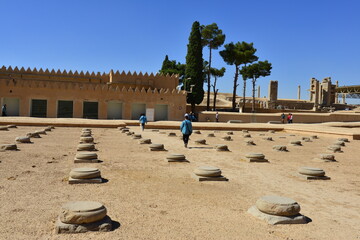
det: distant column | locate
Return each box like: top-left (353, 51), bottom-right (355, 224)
top-left (297, 85), bottom-right (301, 100)
top-left (313, 81), bottom-right (319, 110)
top-left (268, 80), bottom-right (278, 109)
top-left (257, 85), bottom-right (260, 98)
top-left (335, 81), bottom-right (339, 104)
top-left (342, 94), bottom-right (346, 104)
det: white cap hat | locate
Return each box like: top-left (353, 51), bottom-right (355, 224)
top-left (184, 113), bottom-right (189, 117)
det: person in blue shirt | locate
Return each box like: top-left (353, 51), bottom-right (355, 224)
top-left (180, 114), bottom-right (192, 148)
top-left (139, 113), bottom-right (147, 131)
top-left (189, 112), bottom-right (196, 122)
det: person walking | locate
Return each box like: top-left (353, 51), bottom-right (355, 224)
top-left (281, 113), bottom-right (285, 124)
top-left (287, 113), bottom-right (291, 123)
top-left (180, 114), bottom-right (192, 148)
top-left (189, 112), bottom-right (196, 122)
top-left (139, 113), bottom-right (147, 131)
top-left (1, 104), bottom-right (7, 116)
top-left (289, 113), bottom-right (293, 123)
top-left (215, 111), bottom-right (219, 122)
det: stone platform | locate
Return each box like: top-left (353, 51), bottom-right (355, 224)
top-left (191, 173), bottom-right (228, 182)
top-left (68, 177), bottom-right (102, 184)
top-left (247, 206), bottom-right (307, 225)
top-left (55, 216), bottom-right (112, 234)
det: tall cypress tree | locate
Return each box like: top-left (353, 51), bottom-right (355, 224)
top-left (184, 21), bottom-right (204, 112)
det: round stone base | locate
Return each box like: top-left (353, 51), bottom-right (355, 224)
top-left (195, 139), bottom-right (206, 145)
top-left (139, 139), bottom-right (152, 144)
top-left (194, 166), bottom-right (222, 177)
top-left (149, 144), bottom-right (165, 151)
top-left (256, 195), bottom-right (300, 216)
top-left (0, 144), bottom-right (17, 151)
top-left (60, 201), bottom-right (107, 225)
top-left (273, 145), bottom-right (287, 151)
top-left (215, 144), bottom-right (229, 151)
top-left (298, 167), bottom-right (325, 177)
top-left (70, 168), bottom-right (101, 179)
top-left (15, 136), bottom-right (31, 143)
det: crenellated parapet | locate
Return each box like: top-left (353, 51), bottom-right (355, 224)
top-left (0, 65), bottom-right (179, 90)
top-left (1, 77), bottom-right (186, 96)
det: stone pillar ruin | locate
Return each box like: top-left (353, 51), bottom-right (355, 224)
top-left (335, 81), bottom-right (339, 104)
top-left (311, 78), bottom-right (320, 110)
top-left (321, 77), bottom-right (332, 106)
top-left (297, 85), bottom-right (301, 100)
top-left (268, 81), bottom-right (278, 109)
top-left (109, 69), bottom-right (114, 83)
top-left (257, 85), bottom-right (260, 98)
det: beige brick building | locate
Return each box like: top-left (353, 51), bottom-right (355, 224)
top-left (0, 66), bottom-right (186, 120)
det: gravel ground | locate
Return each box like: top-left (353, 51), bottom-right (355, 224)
top-left (0, 125), bottom-right (359, 240)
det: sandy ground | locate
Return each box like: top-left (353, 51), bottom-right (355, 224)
top-left (0, 125), bottom-right (360, 240)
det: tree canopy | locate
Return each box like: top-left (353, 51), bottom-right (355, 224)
top-left (159, 55), bottom-right (185, 84)
top-left (219, 41), bottom-right (258, 111)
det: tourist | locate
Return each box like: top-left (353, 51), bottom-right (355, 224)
top-left (139, 113), bottom-right (147, 131)
top-left (190, 112), bottom-right (196, 122)
top-left (215, 111), bottom-right (219, 122)
top-left (281, 113), bottom-right (285, 124)
top-left (1, 104), bottom-right (7, 116)
top-left (180, 114), bottom-right (192, 148)
top-left (287, 113), bottom-right (291, 123)
top-left (289, 113), bottom-right (293, 123)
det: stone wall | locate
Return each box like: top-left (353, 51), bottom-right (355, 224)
top-left (199, 111), bottom-right (360, 123)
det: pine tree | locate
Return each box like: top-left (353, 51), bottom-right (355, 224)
top-left (240, 60), bottom-right (272, 112)
top-left (201, 23), bottom-right (225, 111)
top-left (159, 55), bottom-right (185, 84)
top-left (219, 41), bottom-right (258, 111)
top-left (184, 21), bottom-right (204, 112)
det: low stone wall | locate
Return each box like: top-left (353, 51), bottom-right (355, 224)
top-left (199, 111), bottom-right (360, 123)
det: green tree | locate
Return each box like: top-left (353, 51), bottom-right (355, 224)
top-left (210, 66), bottom-right (226, 110)
top-left (201, 23), bottom-right (225, 111)
top-left (185, 21), bottom-right (204, 112)
top-left (159, 55), bottom-right (186, 84)
top-left (219, 42), bottom-right (258, 111)
top-left (240, 60), bottom-right (272, 112)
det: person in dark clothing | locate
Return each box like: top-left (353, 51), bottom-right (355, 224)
top-left (1, 104), bottom-right (7, 116)
top-left (281, 113), bottom-right (285, 124)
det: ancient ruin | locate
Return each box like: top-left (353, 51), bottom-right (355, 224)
top-left (0, 144), bottom-right (17, 151)
top-left (298, 167), bottom-right (330, 180)
top-left (243, 153), bottom-right (268, 162)
top-left (248, 195), bottom-right (307, 225)
top-left (55, 201), bottom-right (112, 233)
top-left (149, 143), bottom-right (165, 151)
top-left (77, 143), bottom-right (96, 151)
top-left (74, 152), bottom-right (99, 163)
top-left (69, 167), bottom-right (102, 184)
top-left (215, 144), bottom-right (229, 151)
top-left (192, 166), bottom-right (228, 181)
top-left (15, 136), bottom-right (31, 143)
top-left (166, 153), bottom-right (187, 162)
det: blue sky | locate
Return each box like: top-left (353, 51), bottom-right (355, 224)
top-left (1, 0), bottom-right (359, 100)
